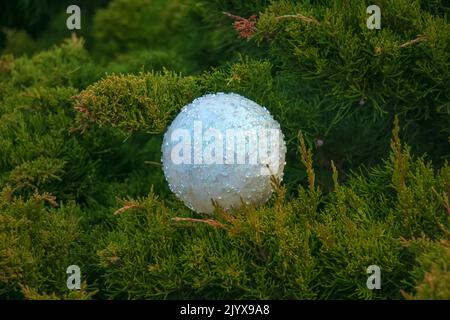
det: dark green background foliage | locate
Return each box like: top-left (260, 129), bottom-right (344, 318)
top-left (0, 0), bottom-right (449, 299)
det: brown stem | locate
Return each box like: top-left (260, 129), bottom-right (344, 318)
top-left (222, 11), bottom-right (245, 21)
top-left (113, 204), bottom-right (142, 215)
top-left (171, 217), bottom-right (228, 229)
top-left (399, 35), bottom-right (428, 48)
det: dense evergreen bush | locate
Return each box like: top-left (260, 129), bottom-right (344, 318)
top-left (0, 0), bottom-right (448, 299)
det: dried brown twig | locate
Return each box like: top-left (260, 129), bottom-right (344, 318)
top-left (113, 204), bottom-right (143, 216)
top-left (223, 12), bottom-right (257, 39)
top-left (399, 35), bottom-right (428, 48)
top-left (171, 217), bottom-right (228, 230)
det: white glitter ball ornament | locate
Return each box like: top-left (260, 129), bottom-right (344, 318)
top-left (162, 92), bottom-right (286, 214)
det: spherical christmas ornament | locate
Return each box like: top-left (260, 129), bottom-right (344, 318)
top-left (162, 92), bottom-right (286, 214)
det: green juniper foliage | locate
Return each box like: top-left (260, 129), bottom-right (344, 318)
top-left (0, 0), bottom-right (449, 299)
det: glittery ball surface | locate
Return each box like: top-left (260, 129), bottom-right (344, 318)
top-left (162, 92), bottom-right (286, 214)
